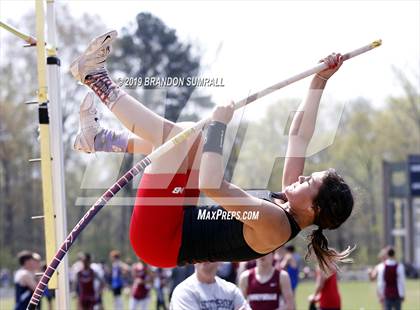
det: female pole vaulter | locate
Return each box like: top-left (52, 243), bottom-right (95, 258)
top-left (71, 30), bottom-right (353, 274)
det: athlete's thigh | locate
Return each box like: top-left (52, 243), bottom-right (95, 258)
top-left (146, 122), bottom-right (202, 174)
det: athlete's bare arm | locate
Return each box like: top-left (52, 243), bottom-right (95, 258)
top-left (282, 54), bottom-right (343, 191)
top-left (309, 268), bottom-right (327, 303)
top-left (238, 269), bottom-right (250, 297)
top-left (279, 271), bottom-right (295, 310)
top-left (280, 253), bottom-right (298, 270)
top-left (279, 253), bottom-right (291, 270)
top-left (21, 272), bottom-right (38, 291)
top-left (199, 102), bottom-right (292, 252)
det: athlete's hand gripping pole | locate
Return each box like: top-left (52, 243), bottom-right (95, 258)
top-left (27, 39), bottom-right (381, 310)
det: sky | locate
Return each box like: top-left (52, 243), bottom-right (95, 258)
top-left (1, 0), bottom-right (419, 121)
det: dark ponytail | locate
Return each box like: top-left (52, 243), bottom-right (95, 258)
top-left (306, 228), bottom-right (354, 274)
top-left (307, 169), bottom-right (355, 274)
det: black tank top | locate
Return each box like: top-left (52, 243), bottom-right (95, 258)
top-left (177, 191), bottom-right (301, 265)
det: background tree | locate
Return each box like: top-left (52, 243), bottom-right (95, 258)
top-left (108, 12), bottom-right (212, 122)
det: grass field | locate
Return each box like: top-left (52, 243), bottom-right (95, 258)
top-left (295, 280), bottom-right (419, 310)
top-left (1, 280), bottom-right (419, 309)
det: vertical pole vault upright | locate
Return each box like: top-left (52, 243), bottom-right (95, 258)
top-left (45, 0), bottom-right (70, 307)
top-left (35, 0), bottom-right (70, 308)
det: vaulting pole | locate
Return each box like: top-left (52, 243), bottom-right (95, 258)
top-left (28, 39), bottom-right (382, 309)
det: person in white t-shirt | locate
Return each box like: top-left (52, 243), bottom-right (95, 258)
top-left (170, 262), bottom-right (250, 310)
top-left (90, 262), bottom-right (106, 310)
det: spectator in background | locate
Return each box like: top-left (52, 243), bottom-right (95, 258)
top-left (377, 247), bottom-right (405, 310)
top-left (90, 260), bottom-right (106, 310)
top-left (169, 264), bottom-right (194, 298)
top-left (125, 257), bottom-right (134, 287)
top-left (308, 267), bottom-right (341, 310)
top-left (236, 260), bottom-right (256, 284)
top-left (273, 247), bottom-right (286, 271)
top-left (75, 253), bottom-right (97, 310)
top-left (129, 260), bottom-right (152, 310)
top-left (217, 262), bottom-right (238, 284)
top-left (70, 252), bottom-right (85, 291)
top-left (14, 251), bottom-right (41, 310)
top-left (368, 246), bottom-right (390, 310)
top-left (100, 259), bottom-right (111, 288)
top-left (302, 266), bottom-right (314, 281)
top-left (279, 245), bottom-right (300, 292)
top-left (369, 246), bottom-right (390, 281)
top-left (170, 262), bottom-right (250, 310)
top-left (239, 252), bottom-right (294, 310)
top-left (1, 268), bottom-right (11, 288)
top-left (153, 267), bottom-right (169, 310)
top-left (109, 250), bottom-right (129, 310)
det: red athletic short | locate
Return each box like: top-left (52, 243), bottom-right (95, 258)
top-left (129, 169), bottom-right (199, 267)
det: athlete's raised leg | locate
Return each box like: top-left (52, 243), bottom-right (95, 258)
top-left (74, 92), bottom-right (154, 155)
top-left (71, 30), bottom-right (179, 148)
top-left (70, 31), bottom-right (204, 267)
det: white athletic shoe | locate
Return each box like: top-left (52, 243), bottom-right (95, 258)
top-left (73, 92), bottom-right (101, 153)
top-left (70, 30), bottom-right (117, 83)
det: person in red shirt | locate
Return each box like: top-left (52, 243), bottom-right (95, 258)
top-left (239, 252), bottom-right (294, 310)
top-left (308, 267), bottom-right (341, 310)
top-left (153, 267), bottom-right (169, 310)
top-left (75, 253), bottom-right (97, 310)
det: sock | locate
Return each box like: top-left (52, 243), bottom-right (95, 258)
top-left (84, 68), bottom-right (124, 110)
top-left (94, 128), bottom-right (129, 152)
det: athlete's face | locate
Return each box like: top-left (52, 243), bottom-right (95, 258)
top-left (284, 171), bottom-right (326, 212)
